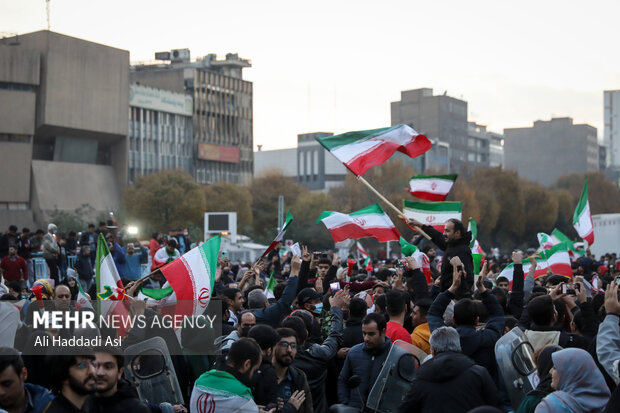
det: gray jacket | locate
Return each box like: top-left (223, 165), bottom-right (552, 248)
top-left (42, 233), bottom-right (59, 260)
top-left (597, 313), bottom-right (620, 384)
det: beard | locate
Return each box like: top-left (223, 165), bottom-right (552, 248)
top-left (276, 354), bottom-right (293, 367)
top-left (68, 374), bottom-right (96, 395)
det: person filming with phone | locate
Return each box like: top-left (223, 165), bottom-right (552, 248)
top-left (406, 217), bottom-right (474, 298)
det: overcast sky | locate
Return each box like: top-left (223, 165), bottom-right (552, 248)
top-left (2, 0), bottom-right (619, 150)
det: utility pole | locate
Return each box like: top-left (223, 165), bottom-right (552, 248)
top-left (46, 0), bottom-right (51, 30)
top-left (277, 195), bottom-right (284, 231)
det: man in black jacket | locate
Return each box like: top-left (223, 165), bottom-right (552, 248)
top-left (248, 324), bottom-right (280, 407)
top-left (407, 218), bottom-right (473, 297)
top-left (399, 326), bottom-right (502, 413)
top-left (274, 328), bottom-right (312, 413)
top-left (86, 347), bottom-right (150, 413)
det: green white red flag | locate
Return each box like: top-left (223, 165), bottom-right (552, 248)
top-left (318, 203), bottom-right (400, 243)
top-left (399, 237), bottom-right (432, 283)
top-left (264, 271), bottom-right (277, 299)
top-left (537, 232), bottom-right (556, 251)
top-left (159, 235), bottom-right (220, 318)
top-left (261, 211), bottom-right (293, 259)
top-left (357, 242), bottom-right (370, 260)
top-left (403, 200), bottom-right (462, 232)
top-left (551, 228), bottom-right (585, 258)
top-left (573, 178), bottom-right (594, 245)
top-left (96, 233), bottom-right (124, 300)
top-left (498, 243), bottom-right (572, 284)
top-left (315, 124), bottom-right (431, 176)
top-left (407, 174), bottom-right (457, 201)
top-left (468, 217), bottom-right (484, 255)
top-left (76, 281), bottom-right (93, 310)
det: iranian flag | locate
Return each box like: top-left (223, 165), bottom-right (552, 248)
top-left (264, 272), bottom-right (277, 300)
top-left (468, 217), bottom-right (484, 255)
top-left (96, 233), bottom-right (125, 300)
top-left (76, 281), bottom-right (93, 310)
top-left (399, 237), bottom-right (431, 283)
top-left (403, 200), bottom-right (462, 232)
top-left (551, 228), bottom-right (585, 258)
top-left (315, 124), bottom-right (431, 176)
top-left (158, 235), bottom-right (221, 318)
top-left (537, 232), bottom-right (556, 251)
top-left (497, 243), bottom-right (572, 283)
top-left (407, 174), bottom-right (457, 201)
top-left (318, 203), bottom-right (401, 243)
top-left (573, 178), bottom-right (594, 245)
top-left (261, 211), bottom-right (293, 259)
top-left (357, 242), bottom-right (370, 260)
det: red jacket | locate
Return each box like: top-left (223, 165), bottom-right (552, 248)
top-left (0, 255), bottom-right (28, 282)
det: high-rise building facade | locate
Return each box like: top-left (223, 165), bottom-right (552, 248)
top-left (131, 51), bottom-right (253, 185)
top-left (604, 90), bottom-right (620, 169)
top-left (0, 31), bottom-right (128, 229)
top-left (391, 88), bottom-right (468, 173)
top-left (504, 117), bottom-right (598, 186)
top-left (467, 122), bottom-right (505, 169)
top-left (128, 84), bottom-right (193, 184)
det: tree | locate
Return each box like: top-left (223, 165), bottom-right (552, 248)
top-left (288, 191), bottom-right (337, 250)
top-left (522, 182), bottom-right (559, 245)
top-left (249, 169), bottom-right (307, 244)
top-left (446, 178), bottom-right (480, 226)
top-left (124, 170), bottom-right (205, 234)
top-left (554, 172), bottom-right (620, 215)
top-left (553, 188), bottom-right (576, 238)
top-left (204, 182), bottom-right (253, 233)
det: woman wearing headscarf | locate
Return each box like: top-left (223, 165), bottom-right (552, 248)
top-left (535, 347), bottom-right (610, 413)
top-left (516, 345), bottom-right (563, 413)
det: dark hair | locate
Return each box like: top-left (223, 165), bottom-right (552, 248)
top-left (414, 298), bottom-right (432, 317)
top-left (94, 346), bottom-right (124, 370)
top-left (362, 312), bottom-right (387, 332)
top-left (496, 276), bottom-right (509, 284)
top-left (289, 310), bottom-right (314, 337)
top-left (88, 223), bottom-right (95, 229)
top-left (211, 297), bottom-right (229, 318)
top-left (0, 347), bottom-right (24, 376)
top-left (491, 287), bottom-right (507, 309)
top-left (318, 258), bottom-right (331, 267)
top-left (99, 221), bottom-right (106, 227)
top-left (22, 227), bottom-right (30, 233)
top-left (8, 225), bottom-right (17, 232)
top-left (374, 294), bottom-right (387, 313)
top-left (376, 269), bottom-right (392, 282)
top-left (273, 282), bottom-right (286, 301)
top-left (222, 288), bottom-right (240, 302)
top-left (546, 275), bottom-right (566, 286)
top-left (573, 309), bottom-right (584, 333)
top-left (276, 327), bottom-right (298, 344)
top-left (248, 325), bottom-right (279, 351)
top-left (281, 316), bottom-right (308, 345)
top-left (227, 338), bottom-right (262, 370)
top-left (527, 295), bottom-right (555, 326)
top-left (453, 298), bottom-right (477, 326)
top-left (385, 290), bottom-right (406, 316)
top-left (504, 315), bottom-right (518, 330)
top-left (35, 229), bottom-right (44, 235)
top-left (349, 298), bottom-right (368, 319)
top-left (447, 218), bottom-right (466, 237)
top-left (532, 286), bottom-right (548, 295)
top-left (46, 351), bottom-right (95, 394)
top-left (167, 238), bottom-right (178, 248)
top-left (473, 300), bottom-right (489, 323)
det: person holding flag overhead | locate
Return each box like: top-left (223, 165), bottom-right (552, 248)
top-left (406, 217), bottom-right (474, 298)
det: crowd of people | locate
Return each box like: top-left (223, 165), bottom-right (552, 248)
top-left (1, 217), bottom-right (620, 413)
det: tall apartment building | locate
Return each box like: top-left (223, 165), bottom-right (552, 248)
top-left (391, 88), bottom-right (468, 173)
top-left (467, 122), bottom-right (505, 168)
top-left (131, 51), bottom-right (253, 185)
top-left (504, 117), bottom-right (598, 186)
top-left (0, 31), bottom-right (128, 229)
top-left (128, 84), bottom-right (193, 184)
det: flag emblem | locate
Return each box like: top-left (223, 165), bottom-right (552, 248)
top-left (426, 215), bottom-right (436, 223)
top-left (353, 217), bottom-right (367, 226)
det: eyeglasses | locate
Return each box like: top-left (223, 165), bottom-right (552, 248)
top-left (277, 341), bottom-right (297, 349)
top-left (74, 360), bottom-right (96, 370)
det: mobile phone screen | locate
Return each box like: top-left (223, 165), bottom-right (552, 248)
top-left (330, 282), bottom-right (341, 291)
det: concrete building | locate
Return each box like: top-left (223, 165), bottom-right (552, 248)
top-left (254, 132), bottom-right (348, 191)
top-left (0, 31), bottom-right (128, 229)
top-left (504, 117), bottom-right (598, 186)
top-left (467, 122), bottom-right (505, 169)
top-left (391, 88), bottom-right (469, 173)
top-left (604, 90), bottom-right (620, 168)
top-left (128, 84), bottom-right (193, 184)
top-left (131, 51), bottom-right (253, 185)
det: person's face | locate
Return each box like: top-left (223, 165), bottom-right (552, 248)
top-left (233, 292), bottom-right (244, 312)
top-left (54, 286), bottom-right (71, 309)
top-left (67, 357), bottom-right (97, 395)
top-left (304, 298), bottom-right (321, 313)
top-left (443, 221), bottom-right (459, 243)
top-left (21, 231), bottom-right (30, 239)
top-left (373, 286), bottom-right (386, 296)
top-left (20, 288), bottom-right (28, 298)
top-left (0, 365), bottom-right (27, 410)
top-left (82, 246), bottom-right (91, 256)
top-left (94, 353), bottom-right (122, 395)
top-left (8, 246), bottom-right (16, 257)
top-left (550, 366), bottom-right (559, 390)
top-left (274, 336), bottom-right (297, 366)
top-left (498, 281), bottom-right (510, 293)
top-left (126, 244), bottom-right (135, 255)
top-left (68, 278), bottom-right (76, 288)
top-left (317, 263), bottom-right (330, 278)
top-left (88, 227), bottom-right (95, 233)
top-left (362, 321), bottom-right (386, 350)
top-left (426, 248), bottom-right (436, 259)
top-left (238, 313), bottom-right (256, 336)
top-left (411, 305), bottom-right (426, 328)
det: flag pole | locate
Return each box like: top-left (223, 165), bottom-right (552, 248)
top-left (356, 175), bottom-right (431, 240)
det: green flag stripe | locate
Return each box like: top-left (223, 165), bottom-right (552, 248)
top-left (140, 286), bottom-right (174, 300)
top-left (315, 125), bottom-right (399, 151)
top-left (409, 174), bottom-right (458, 181)
top-left (403, 200), bottom-right (462, 212)
top-left (572, 177), bottom-right (589, 224)
top-left (317, 203), bottom-right (386, 223)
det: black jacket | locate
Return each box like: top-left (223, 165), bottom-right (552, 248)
top-left (421, 225), bottom-right (474, 297)
top-left (279, 366), bottom-right (313, 413)
top-left (251, 358), bottom-right (279, 406)
top-left (342, 317), bottom-right (364, 348)
top-left (399, 352), bottom-right (502, 413)
top-left (85, 380), bottom-right (150, 413)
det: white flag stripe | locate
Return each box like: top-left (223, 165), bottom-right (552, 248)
top-left (409, 178), bottom-right (454, 195)
top-left (181, 246), bottom-right (212, 316)
top-left (331, 126), bottom-right (417, 164)
top-left (403, 209), bottom-right (461, 225)
top-left (322, 212), bottom-right (395, 230)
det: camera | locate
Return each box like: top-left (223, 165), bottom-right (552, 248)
top-left (562, 283), bottom-right (576, 295)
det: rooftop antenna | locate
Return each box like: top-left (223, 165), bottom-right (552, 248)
top-left (45, 0), bottom-right (51, 30)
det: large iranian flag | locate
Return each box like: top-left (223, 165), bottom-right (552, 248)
top-left (407, 174), bottom-right (457, 201)
top-left (497, 243), bottom-right (572, 283)
top-left (573, 178), bottom-right (594, 245)
top-left (315, 125), bottom-right (431, 176)
top-left (318, 203), bottom-right (401, 243)
top-left (403, 200), bottom-right (462, 232)
top-left (260, 211), bottom-right (293, 259)
top-left (158, 235), bottom-right (220, 318)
